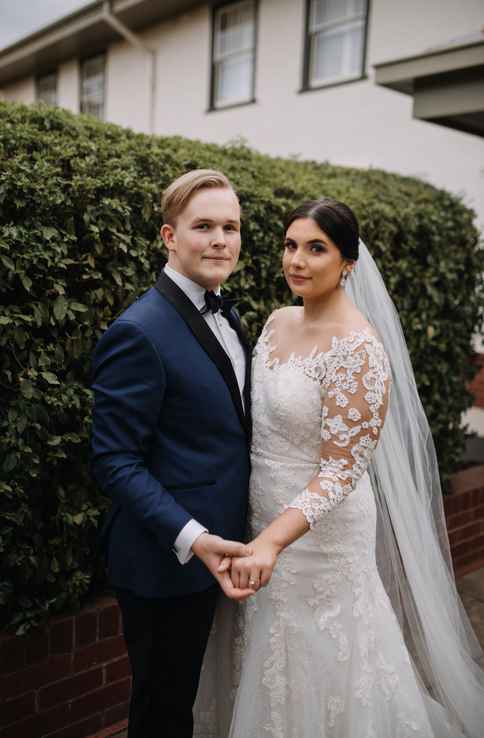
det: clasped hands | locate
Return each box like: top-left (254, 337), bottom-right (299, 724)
top-left (192, 532), bottom-right (280, 601)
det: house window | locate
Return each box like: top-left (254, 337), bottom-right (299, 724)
top-left (36, 72), bottom-right (57, 106)
top-left (305, 0), bottom-right (368, 89)
top-left (80, 55), bottom-right (105, 119)
top-left (211, 1), bottom-right (257, 109)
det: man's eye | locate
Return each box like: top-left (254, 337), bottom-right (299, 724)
top-left (196, 223), bottom-right (209, 230)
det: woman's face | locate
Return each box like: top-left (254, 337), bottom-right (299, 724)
top-left (283, 217), bottom-right (348, 300)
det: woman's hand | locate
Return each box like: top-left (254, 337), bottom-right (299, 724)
top-left (218, 537), bottom-right (281, 591)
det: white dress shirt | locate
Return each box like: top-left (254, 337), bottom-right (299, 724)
top-left (164, 264), bottom-right (246, 564)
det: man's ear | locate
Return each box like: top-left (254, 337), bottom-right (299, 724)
top-left (160, 223), bottom-right (175, 252)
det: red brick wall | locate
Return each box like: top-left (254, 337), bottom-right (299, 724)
top-left (469, 353), bottom-right (484, 409)
top-left (445, 465), bottom-right (484, 576)
top-left (0, 597), bottom-right (130, 738)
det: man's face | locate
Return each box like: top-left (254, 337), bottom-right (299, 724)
top-left (161, 187), bottom-right (241, 290)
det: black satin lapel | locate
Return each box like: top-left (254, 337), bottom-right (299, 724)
top-left (154, 272), bottom-right (249, 436)
top-left (243, 356), bottom-right (252, 440)
top-left (227, 308), bottom-right (253, 436)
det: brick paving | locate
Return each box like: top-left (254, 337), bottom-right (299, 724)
top-left (456, 566), bottom-right (484, 666)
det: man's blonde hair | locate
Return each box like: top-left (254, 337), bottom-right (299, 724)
top-left (161, 169), bottom-right (236, 225)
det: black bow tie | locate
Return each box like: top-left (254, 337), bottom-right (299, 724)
top-left (204, 290), bottom-right (236, 318)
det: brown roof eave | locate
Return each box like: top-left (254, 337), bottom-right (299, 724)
top-left (374, 37), bottom-right (484, 94)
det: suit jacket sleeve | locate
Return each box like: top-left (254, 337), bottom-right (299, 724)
top-left (90, 318), bottom-right (193, 550)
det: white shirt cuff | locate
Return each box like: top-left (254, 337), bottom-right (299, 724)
top-left (173, 519), bottom-right (208, 565)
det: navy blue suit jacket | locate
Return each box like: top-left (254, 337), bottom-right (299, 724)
top-left (90, 272), bottom-right (251, 598)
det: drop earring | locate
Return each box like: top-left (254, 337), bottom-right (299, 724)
top-left (340, 270), bottom-right (348, 288)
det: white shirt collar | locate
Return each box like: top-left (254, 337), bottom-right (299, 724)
top-left (164, 264), bottom-right (221, 312)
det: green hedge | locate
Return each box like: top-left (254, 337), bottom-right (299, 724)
top-left (1, 102), bottom-right (483, 633)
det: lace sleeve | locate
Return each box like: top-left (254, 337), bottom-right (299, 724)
top-left (287, 332), bottom-right (391, 528)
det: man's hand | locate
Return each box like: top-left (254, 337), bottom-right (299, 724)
top-left (218, 537), bottom-right (280, 591)
top-left (191, 533), bottom-right (255, 601)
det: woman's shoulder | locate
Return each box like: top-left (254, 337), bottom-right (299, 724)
top-left (266, 305), bottom-right (302, 327)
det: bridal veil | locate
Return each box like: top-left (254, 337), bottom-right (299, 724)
top-left (347, 240), bottom-right (484, 736)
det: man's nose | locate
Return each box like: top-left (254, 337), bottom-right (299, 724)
top-left (210, 227), bottom-right (226, 246)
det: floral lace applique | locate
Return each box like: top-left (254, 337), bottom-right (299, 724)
top-left (286, 331), bottom-right (391, 527)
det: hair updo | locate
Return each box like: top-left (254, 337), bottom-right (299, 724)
top-left (284, 198), bottom-right (359, 261)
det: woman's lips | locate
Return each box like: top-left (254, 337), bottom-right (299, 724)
top-left (289, 274), bottom-right (310, 283)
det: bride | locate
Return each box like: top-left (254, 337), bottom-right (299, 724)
top-left (194, 197), bottom-right (484, 737)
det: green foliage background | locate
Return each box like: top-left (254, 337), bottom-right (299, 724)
top-left (1, 102), bottom-right (483, 633)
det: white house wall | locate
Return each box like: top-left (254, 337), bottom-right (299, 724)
top-left (58, 59), bottom-right (79, 114)
top-left (106, 40), bottom-right (151, 134)
top-left (370, 0), bottom-right (484, 61)
top-left (1, 75), bottom-right (35, 104)
top-left (1, 0), bottom-right (483, 227)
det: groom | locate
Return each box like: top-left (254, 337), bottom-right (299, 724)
top-left (90, 169), bottom-right (254, 738)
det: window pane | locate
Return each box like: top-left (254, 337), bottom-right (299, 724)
top-left (346, 23), bottom-right (364, 75)
top-left (309, 12), bottom-right (366, 86)
top-left (215, 1), bottom-right (255, 59)
top-left (311, 30), bottom-right (344, 82)
top-left (310, 0), bottom-right (366, 29)
top-left (80, 55), bottom-right (105, 120)
top-left (37, 73), bottom-right (57, 106)
top-left (215, 52), bottom-right (253, 106)
top-left (311, 0), bottom-right (345, 28)
top-left (213, 1), bottom-right (256, 107)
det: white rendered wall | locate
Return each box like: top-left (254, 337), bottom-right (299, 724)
top-left (105, 39), bottom-right (151, 134)
top-left (58, 59), bottom-right (79, 113)
top-left (1, 76), bottom-right (35, 104)
top-left (464, 408), bottom-right (484, 437)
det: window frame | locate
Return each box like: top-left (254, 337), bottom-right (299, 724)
top-left (36, 71), bottom-right (58, 106)
top-left (208, 0), bottom-right (259, 113)
top-left (79, 53), bottom-right (106, 120)
top-left (301, 0), bottom-right (370, 93)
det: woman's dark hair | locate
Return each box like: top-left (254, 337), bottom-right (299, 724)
top-left (284, 198), bottom-right (359, 261)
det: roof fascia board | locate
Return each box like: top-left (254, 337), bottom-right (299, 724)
top-left (374, 41), bottom-right (484, 93)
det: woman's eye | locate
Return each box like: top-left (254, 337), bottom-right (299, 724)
top-left (284, 242), bottom-right (295, 251)
top-left (311, 243), bottom-right (325, 253)
top-left (196, 223), bottom-right (209, 230)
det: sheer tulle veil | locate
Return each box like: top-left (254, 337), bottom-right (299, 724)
top-left (347, 239), bottom-right (484, 736)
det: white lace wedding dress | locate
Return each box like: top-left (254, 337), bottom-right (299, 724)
top-left (194, 310), bottom-right (462, 738)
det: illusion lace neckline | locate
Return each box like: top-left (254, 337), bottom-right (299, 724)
top-left (259, 316), bottom-right (382, 373)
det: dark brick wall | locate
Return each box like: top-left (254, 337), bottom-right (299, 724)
top-left (0, 598), bottom-right (130, 738)
top-left (445, 465), bottom-right (484, 576)
top-left (469, 353), bottom-right (484, 410)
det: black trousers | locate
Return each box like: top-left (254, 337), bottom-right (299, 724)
top-left (116, 585), bottom-right (219, 738)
